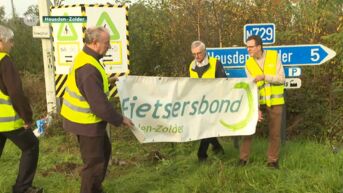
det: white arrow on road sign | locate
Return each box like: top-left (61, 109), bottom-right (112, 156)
top-left (207, 44), bottom-right (336, 68)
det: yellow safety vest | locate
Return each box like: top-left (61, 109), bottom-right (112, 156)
top-left (189, 57), bottom-right (217, 78)
top-left (246, 50), bottom-right (284, 107)
top-left (0, 52), bottom-right (24, 132)
top-left (60, 50), bottom-right (109, 124)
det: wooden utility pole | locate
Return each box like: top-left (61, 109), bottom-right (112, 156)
top-left (212, 1), bottom-right (223, 47)
top-left (196, 0), bottom-right (202, 40)
top-left (37, 0), bottom-right (58, 114)
top-left (10, 0), bottom-right (16, 18)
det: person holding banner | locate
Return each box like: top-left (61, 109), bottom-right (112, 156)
top-left (239, 35), bottom-right (285, 169)
top-left (0, 25), bottom-right (43, 193)
top-left (189, 40), bottom-right (227, 162)
top-left (61, 27), bottom-right (134, 193)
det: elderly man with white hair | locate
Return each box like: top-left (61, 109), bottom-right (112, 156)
top-left (189, 40), bottom-right (227, 162)
top-left (0, 25), bottom-right (43, 193)
top-left (61, 27), bottom-right (134, 193)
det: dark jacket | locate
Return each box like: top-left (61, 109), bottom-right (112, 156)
top-left (0, 55), bottom-right (33, 125)
top-left (189, 57), bottom-right (227, 78)
top-left (63, 46), bottom-right (123, 136)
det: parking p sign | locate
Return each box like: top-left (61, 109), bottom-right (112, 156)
top-left (244, 23), bottom-right (275, 45)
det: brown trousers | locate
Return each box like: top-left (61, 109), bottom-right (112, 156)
top-left (240, 105), bottom-right (283, 163)
top-left (77, 133), bottom-right (111, 193)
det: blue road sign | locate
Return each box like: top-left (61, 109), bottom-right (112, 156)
top-left (244, 23), bottom-right (275, 45)
top-left (207, 44), bottom-right (336, 68)
top-left (287, 67), bottom-right (301, 77)
top-left (225, 67), bottom-right (302, 78)
top-left (225, 68), bottom-right (247, 78)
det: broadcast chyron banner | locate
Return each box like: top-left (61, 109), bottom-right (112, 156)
top-left (116, 76), bottom-right (258, 143)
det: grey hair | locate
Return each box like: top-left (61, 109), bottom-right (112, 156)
top-left (0, 25), bottom-right (14, 43)
top-left (191, 40), bottom-right (206, 51)
top-left (84, 27), bottom-right (109, 44)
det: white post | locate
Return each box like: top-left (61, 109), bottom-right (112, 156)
top-left (37, 0), bottom-right (58, 114)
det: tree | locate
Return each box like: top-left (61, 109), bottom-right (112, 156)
top-left (0, 6), bottom-right (5, 23)
top-left (3, 5), bottom-right (43, 74)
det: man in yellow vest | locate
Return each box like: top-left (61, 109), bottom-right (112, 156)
top-left (61, 27), bottom-right (134, 193)
top-left (239, 35), bottom-right (285, 169)
top-left (0, 25), bottom-right (43, 193)
top-left (189, 40), bottom-right (226, 162)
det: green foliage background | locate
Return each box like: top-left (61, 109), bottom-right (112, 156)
top-left (0, 1), bottom-right (342, 192)
top-left (0, 0), bottom-right (342, 143)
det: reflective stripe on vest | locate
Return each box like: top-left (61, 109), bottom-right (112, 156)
top-left (246, 50), bottom-right (284, 107)
top-left (0, 115), bottom-right (21, 122)
top-left (0, 98), bottom-right (11, 105)
top-left (259, 94), bottom-right (284, 101)
top-left (189, 57), bottom-right (217, 79)
top-left (65, 87), bottom-right (86, 102)
top-left (60, 50), bottom-right (109, 124)
top-left (0, 52), bottom-right (25, 132)
top-left (62, 99), bottom-right (91, 113)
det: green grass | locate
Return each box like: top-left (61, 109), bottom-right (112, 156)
top-left (0, 127), bottom-right (342, 193)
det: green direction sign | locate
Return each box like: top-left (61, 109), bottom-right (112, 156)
top-left (96, 12), bottom-right (120, 40)
top-left (57, 13), bottom-right (78, 41)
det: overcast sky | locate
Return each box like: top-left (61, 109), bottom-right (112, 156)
top-left (0, 0), bottom-right (133, 18)
top-left (0, 0), bottom-right (38, 18)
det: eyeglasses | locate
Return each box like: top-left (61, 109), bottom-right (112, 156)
top-left (192, 51), bottom-right (204, 56)
top-left (246, 45), bottom-right (257, 49)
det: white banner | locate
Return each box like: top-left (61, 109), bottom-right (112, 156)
top-left (116, 76), bottom-right (258, 143)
